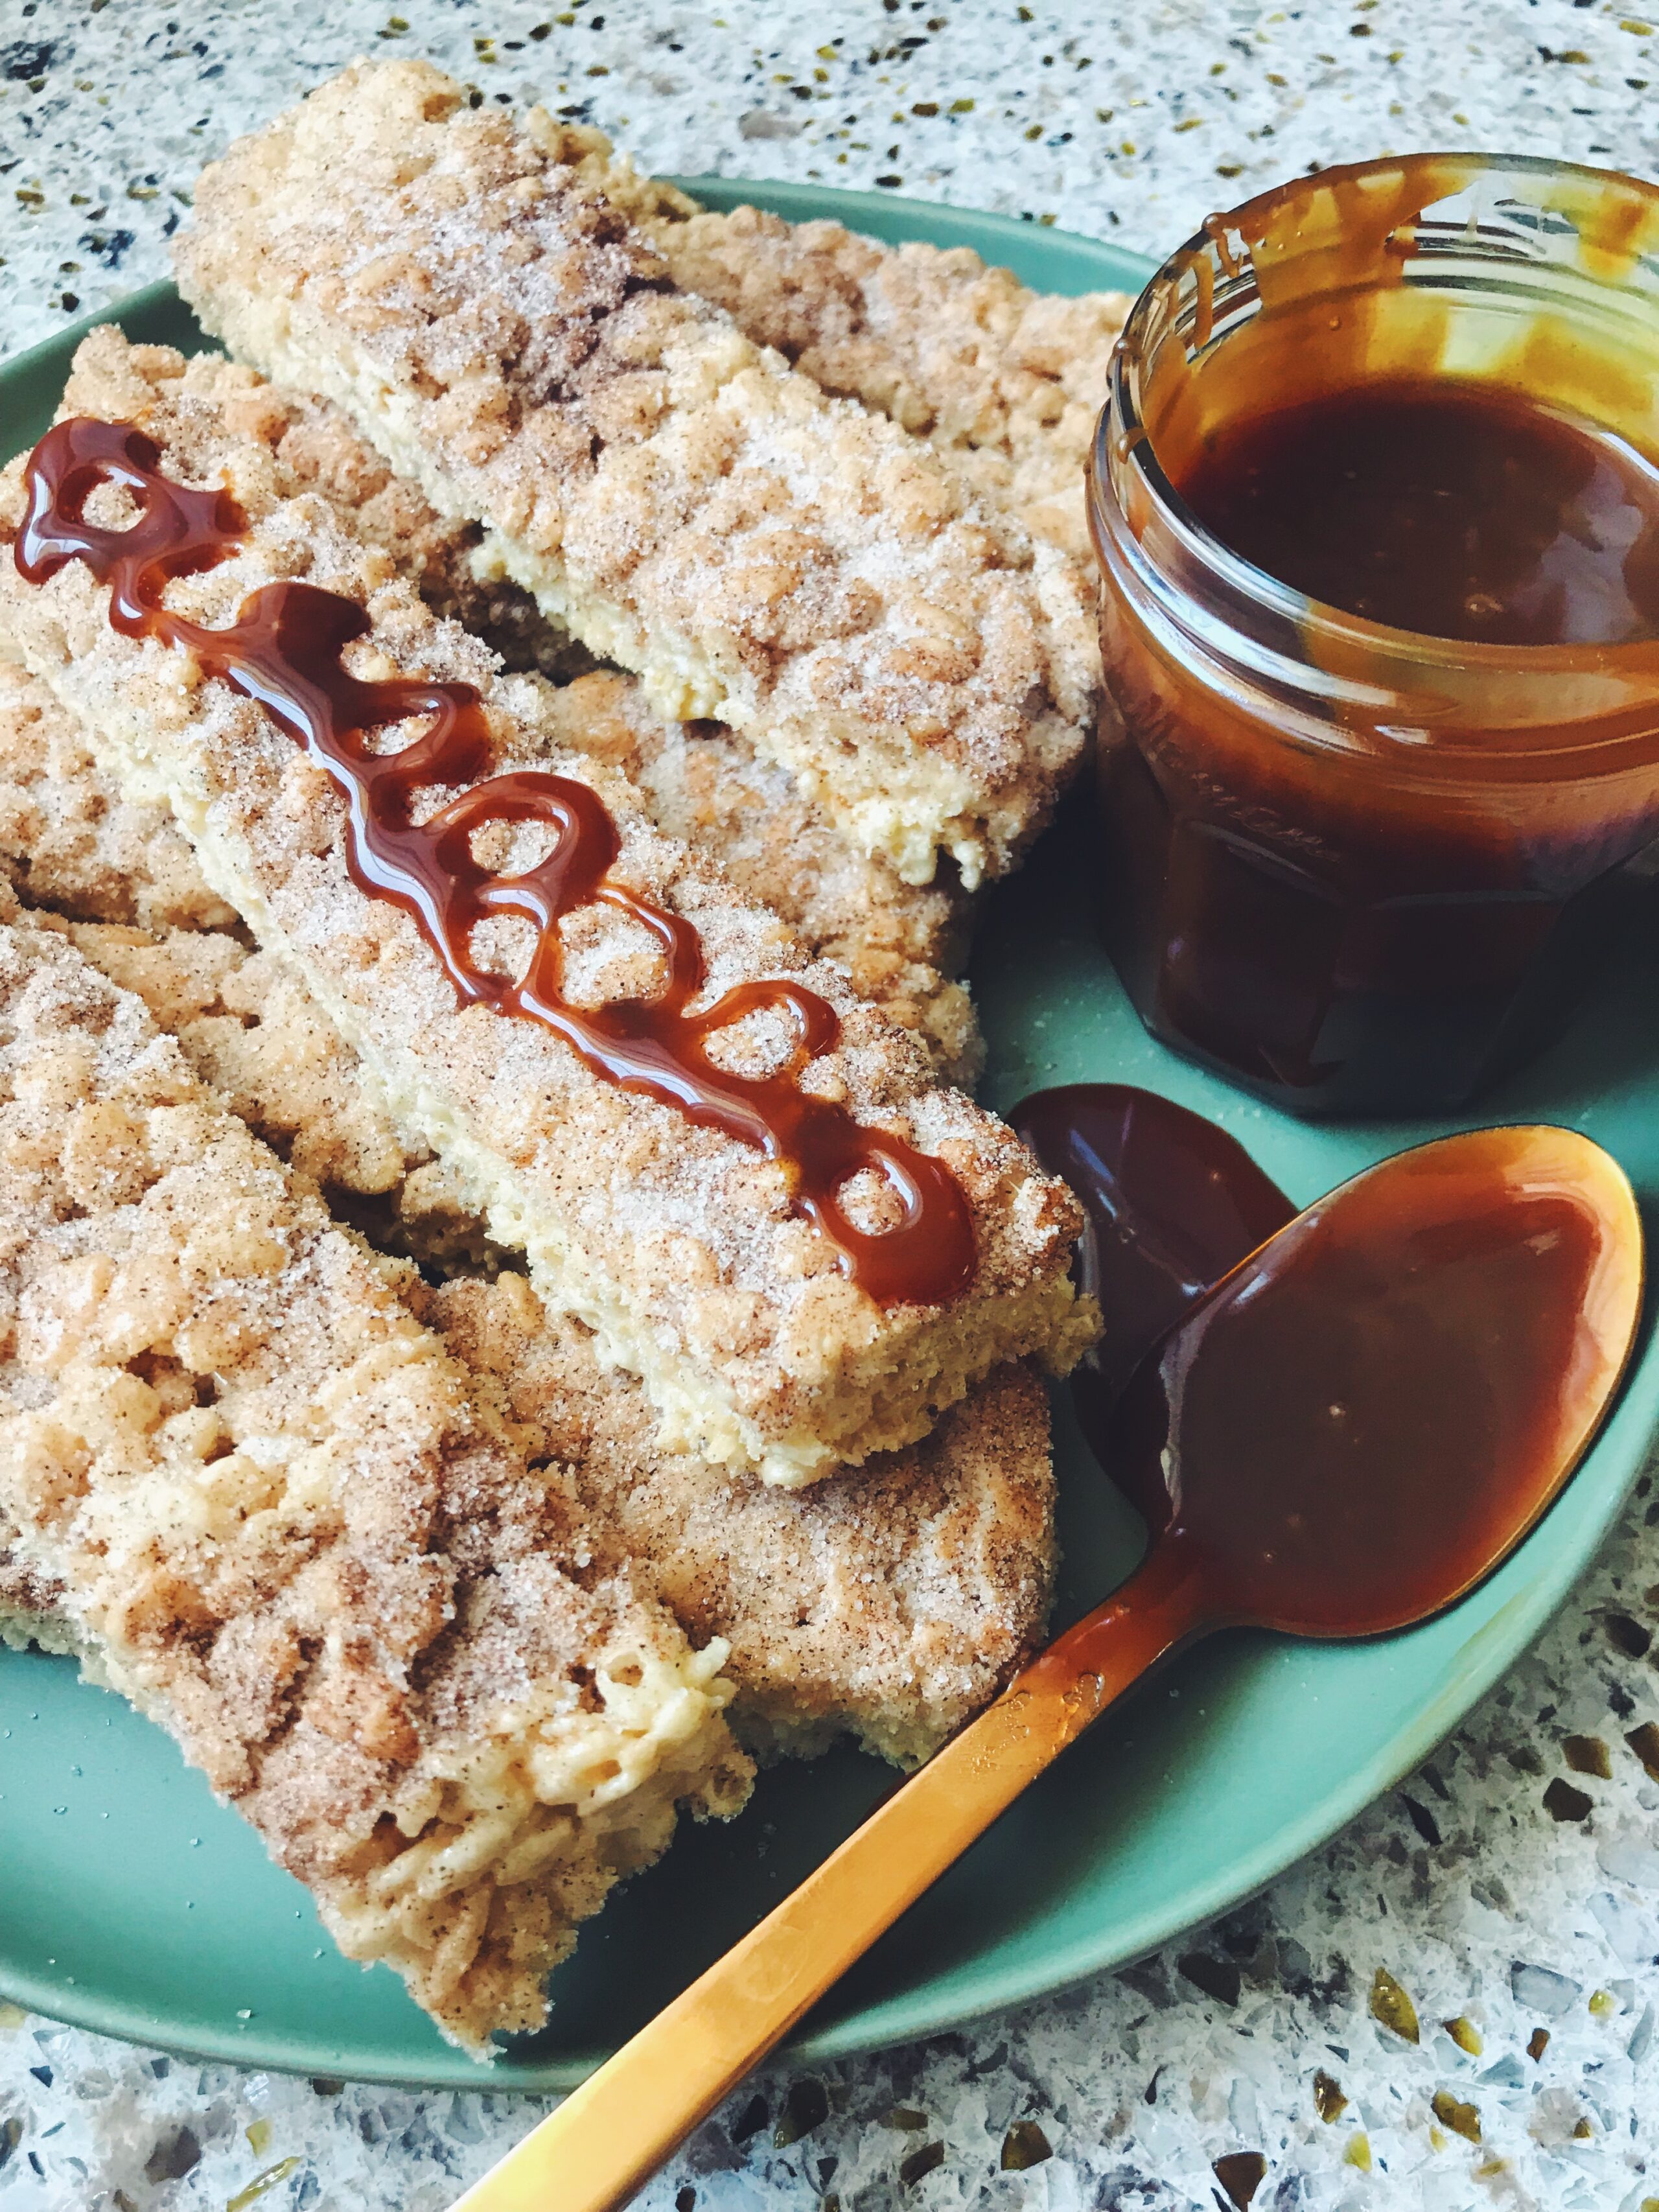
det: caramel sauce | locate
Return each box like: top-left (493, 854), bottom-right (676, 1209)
top-left (1011, 1084), bottom-right (1292, 1445)
top-left (17, 417), bottom-right (974, 1307)
top-left (1015, 1089), bottom-right (1638, 1640)
top-left (1176, 380), bottom-right (1659, 648)
top-left (1092, 156), bottom-right (1659, 1115)
top-left (1109, 1124), bottom-right (1624, 1635)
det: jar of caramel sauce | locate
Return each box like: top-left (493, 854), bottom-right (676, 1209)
top-left (1087, 154), bottom-right (1659, 1115)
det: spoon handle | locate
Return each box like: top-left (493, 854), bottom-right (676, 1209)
top-left (452, 1541), bottom-right (1205, 2212)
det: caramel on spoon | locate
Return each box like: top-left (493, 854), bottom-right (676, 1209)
top-left (453, 1119), bottom-right (1642, 2212)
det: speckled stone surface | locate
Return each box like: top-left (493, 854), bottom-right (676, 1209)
top-left (3, 4), bottom-right (1659, 2207)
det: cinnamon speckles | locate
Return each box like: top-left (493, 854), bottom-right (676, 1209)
top-left (0, 331), bottom-right (1095, 1487)
top-left (0, 902), bottom-right (751, 2051)
top-left (177, 62), bottom-right (1098, 891)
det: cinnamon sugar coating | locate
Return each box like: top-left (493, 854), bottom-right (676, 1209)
top-left (0, 656), bottom-right (235, 933)
top-left (64, 917), bottom-right (417, 1202)
top-left (0, 669), bottom-right (1053, 1762)
top-left (0, 332), bottom-right (1095, 1484)
top-left (268, 382), bottom-right (980, 1081)
top-left (176, 59), bottom-right (1096, 890)
top-left (62, 918), bottom-right (507, 1272)
top-left (548, 130), bottom-right (1131, 575)
top-left (0, 1525), bottom-right (69, 1652)
top-left (515, 669), bottom-right (980, 1086)
top-left (258, 375), bottom-right (583, 682)
top-left (0, 660), bottom-right (1054, 1760)
top-left (0, 900), bottom-right (750, 2051)
top-left (428, 1273), bottom-right (1056, 1768)
top-left (0, 660), bottom-right (443, 1237)
top-left (0, 401), bottom-right (977, 1090)
top-left (651, 215), bottom-right (1126, 575)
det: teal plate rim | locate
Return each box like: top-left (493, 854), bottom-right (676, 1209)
top-left (0, 176), bottom-right (1654, 2094)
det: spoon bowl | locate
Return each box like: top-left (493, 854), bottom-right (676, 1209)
top-left (1106, 1121), bottom-right (1645, 1639)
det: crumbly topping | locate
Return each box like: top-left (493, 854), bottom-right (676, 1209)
top-left (58, 916), bottom-right (509, 1270)
top-left (0, 403), bottom-right (975, 1086)
top-left (3, 879), bottom-right (1049, 1767)
top-left (0, 898), bottom-right (750, 2051)
top-left (0, 331), bottom-right (1094, 1482)
top-left (0, 664), bottom-right (1049, 1761)
top-left (640, 202), bottom-right (1131, 574)
top-left (428, 1273), bottom-right (1056, 1768)
top-left (62, 918), bottom-right (417, 1200)
top-left (261, 391), bottom-right (980, 1078)
top-left (0, 656), bottom-right (233, 933)
top-left (515, 669), bottom-right (981, 1086)
top-left (176, 59), bottom-right (1097, 887)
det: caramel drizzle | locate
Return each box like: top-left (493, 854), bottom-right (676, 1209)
top-left (17, 419), bottom-right (975, 1307)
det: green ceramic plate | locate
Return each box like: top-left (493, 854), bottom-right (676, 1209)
top-left (1, 179), bottom-right (1654, 2094)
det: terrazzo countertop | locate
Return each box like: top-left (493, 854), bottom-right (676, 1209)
top-left (3, 4), bottom-right (1659, 2207)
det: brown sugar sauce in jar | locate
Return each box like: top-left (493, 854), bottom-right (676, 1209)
top-left (1089, 155), bottom-right (1659, 1115)
top-left (1177, 382), bottom-right (1659, 650)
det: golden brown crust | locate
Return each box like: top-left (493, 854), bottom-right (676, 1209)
top-left (430, 1273), bottom-right (1056, 1768)
top-left (0, 332), bottom-right (1093, 1484)
top-left (0, 898), bottom-right (750, 2051)
top-left (175, 59), bottom-right (1096, 890)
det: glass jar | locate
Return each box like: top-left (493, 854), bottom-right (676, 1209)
top-left (1087, 154), bottom-right (1659, 1117)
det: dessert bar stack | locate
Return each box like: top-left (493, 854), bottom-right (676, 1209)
top-left (247, 388), bottom-right (990, 1086)
top-left (0, 895), bottom-right (750, 2053)
top-left (0, 59), bottom-right (1115, 2051)
top-left (0, 335), bottom-right (1092, 1491)
top-left (0, 651), bottom-right (1057, 1772)
top-left (175, 61), bottom-right (1097, 890)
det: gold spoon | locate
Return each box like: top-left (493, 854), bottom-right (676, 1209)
top-left (453, 1122), bottom-right (1643, 2212)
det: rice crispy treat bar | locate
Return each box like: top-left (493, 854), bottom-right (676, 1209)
top-left (170, 376), bottom-right (983, 1082)
top-left (0, 333), bottom-right (1093, 1485)
top-left (0, 898), bottom-right (751, 2051)
top-left (176, 59), bottom-right (1097, 890)
top-left (0, 655), bottom-right (237, 935)
top-left (0, 666), bottom-right (1053, 1760)
top-left (0, 929), bottom-right (1057, 1760)
top-left (0, 657), bottom-right (460, 1247)
top-left (3, 1269), bottom-right (1057, 1771)
top-left (3, 1277), bottom-right (1056, 1773)
top-left (547, 131), bottom-right (1133, 573)
top-left (429, 1273), bottom-right (1056, 1769)
top-left (271, 385), bottom-right (982, 1078)
top-left (0, 670), bottom-right (1052, 1763)
top-left (515, 669), bottom-right (980, 1086)
top-left (2, 639), bottom-right (974, 1224)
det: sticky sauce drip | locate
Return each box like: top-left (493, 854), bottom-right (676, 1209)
top-left (17, 417), bottom-right (975, 1307)
top-left (1018, 1086), bottom-right (1633, 1642)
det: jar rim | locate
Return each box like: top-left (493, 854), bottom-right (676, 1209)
top-left (1103, 149), bottom-right (1659, 683)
